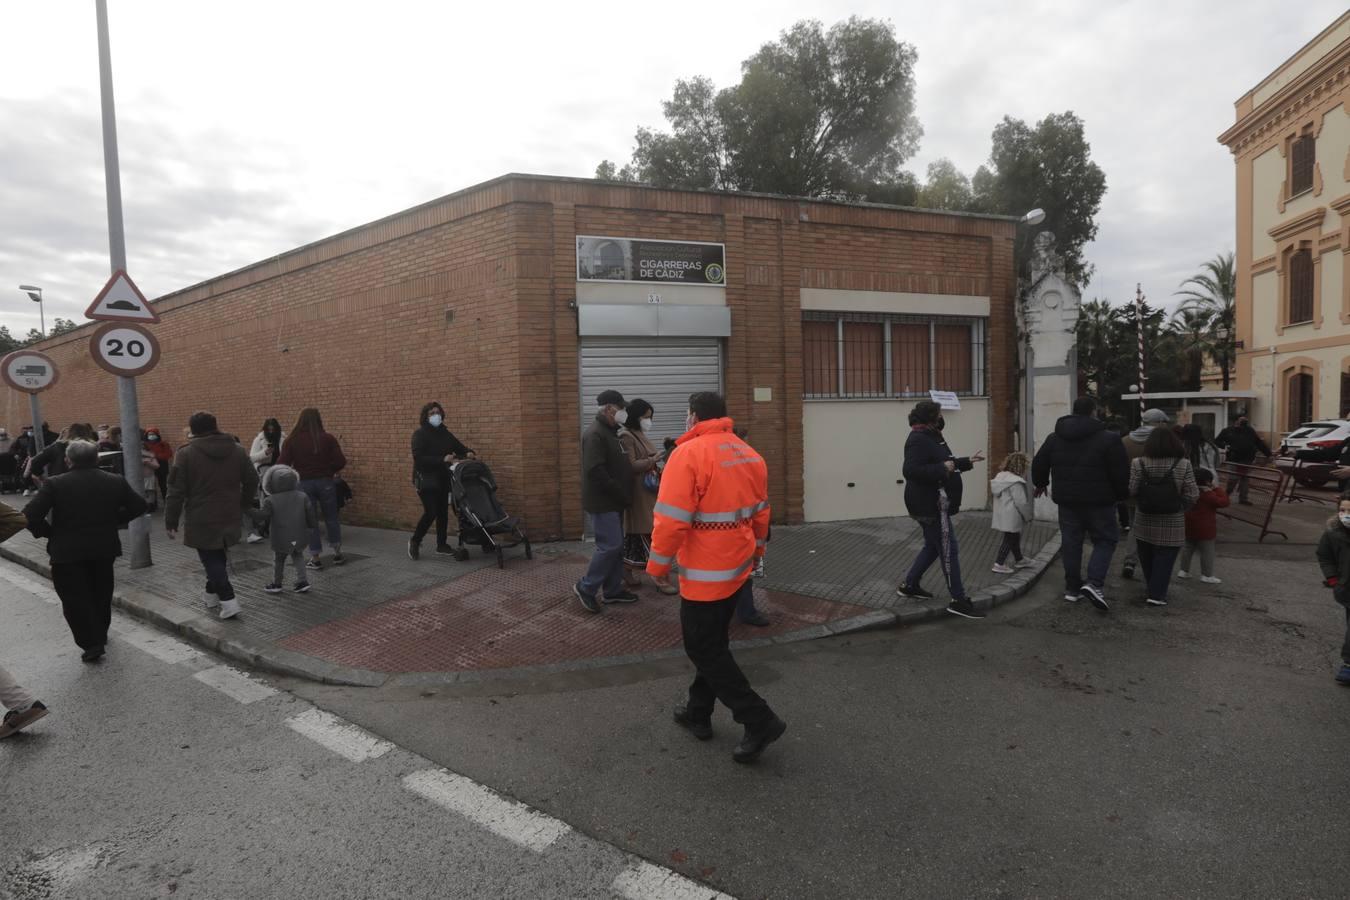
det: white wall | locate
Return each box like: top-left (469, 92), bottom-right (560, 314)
top-left (801, 288), bottom-right (989, 317)
top-left (803, 398), bottom-right (991, 522)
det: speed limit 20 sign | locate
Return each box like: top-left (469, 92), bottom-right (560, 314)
top-left (90, 323), bottom-right (161, 377)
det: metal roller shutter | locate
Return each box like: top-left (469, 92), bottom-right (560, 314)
top-left (579, 337), bottom-right (723, 445)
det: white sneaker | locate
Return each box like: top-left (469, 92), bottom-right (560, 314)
top-left (218, 598), bottom-right (241, 620)
top-left (1200, 575), bottom-right (1222, 584)
top-left (1176, 570), bottom-right (1190, 579)
top-left (22, 489), bottom-right (31, 497)
top-left (991, 563), bottom-right (1015, 574)
top-left (1064, 592), bottom-right (1080, 603)
top-left (1146, 597), bottom-right (1168, 607)
top-left (246, 532), bottom-right (264, 544)
top-left (202, 590), bottom-right (220, 611)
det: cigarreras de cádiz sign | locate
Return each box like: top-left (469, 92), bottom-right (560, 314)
top-left (576, 235), bottom-right (726, 286)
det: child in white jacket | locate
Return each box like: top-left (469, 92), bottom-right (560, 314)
top-left (990, 451), bottom-right (1034, 574)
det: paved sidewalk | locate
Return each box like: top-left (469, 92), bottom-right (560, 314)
top-left (0, 496), bottom-right (1058, 685)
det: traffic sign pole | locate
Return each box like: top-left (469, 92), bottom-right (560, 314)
top-left (29, 394), bottom-right (44, 455)
top-left (97, 0), bottom-right (150, 569)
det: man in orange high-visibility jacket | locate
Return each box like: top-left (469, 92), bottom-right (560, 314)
top-left (647, 391), bottom-right (786, 764)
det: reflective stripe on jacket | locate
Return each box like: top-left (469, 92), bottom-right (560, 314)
top-left (646, 417), bottom-right (770, 601)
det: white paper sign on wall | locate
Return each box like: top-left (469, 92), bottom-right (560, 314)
top-left (929, 390), bottom-right (961, 410)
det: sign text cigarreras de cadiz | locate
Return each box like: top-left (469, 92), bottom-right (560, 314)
top-left (576, 235), bottom-right (726, 286)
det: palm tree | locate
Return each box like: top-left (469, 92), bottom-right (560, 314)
top-left (1076, 297), bottom-right (1120, 398)
top-left (1169, 306), bottom-right (1215, 391)
top-left (1176, 252), bottom-right (1236, 390)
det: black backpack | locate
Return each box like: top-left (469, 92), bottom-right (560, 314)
top-left (1135, 459), bottom-right (1182, 514)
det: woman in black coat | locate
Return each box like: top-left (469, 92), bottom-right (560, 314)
top-left (408, 401), bottom-right (475, 560)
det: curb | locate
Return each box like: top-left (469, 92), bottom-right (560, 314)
top-left (1, 533), bottom-right (1059, 687)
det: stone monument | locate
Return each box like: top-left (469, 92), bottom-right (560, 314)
top-left (1019, 232), bottom-right (1082, 521)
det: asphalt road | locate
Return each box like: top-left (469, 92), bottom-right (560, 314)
top-left (0, 560), bottom-right (716, 900)
top-left (6, 547), bottom-right (1350, 899)
top-left (280, 550), bottom-right (1350, 899)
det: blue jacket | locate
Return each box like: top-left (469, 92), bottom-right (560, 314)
top-left (903, 426), bottom-right (972, 518)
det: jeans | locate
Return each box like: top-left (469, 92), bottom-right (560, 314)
top-left (273, 550), bottom-right (306, 585)
top-left (1136, 541), bottom-right (1181, 602)
top-left (578, 511), bottom-right (624, 599)
top-left (300, 477), bottom-right (341, 555)
top-left (50, 560), bottom-right (115, 652)
top-left (996, 531), bottom-right (1023, 564)
top-left (1225, 474), bottom-right (1251, 503)
top-left (681, 581), bottom-right (774, 727)
top-left (905, 514), bottom-right (966, 600)
top-left (1179, 539), bottom-right (1215, 577)
top-left (1058, 504), bottom-right (1120, 592)
top-left (197, 548), bottom-right (235, 603)
top-left (0, 663), bottom-right (35, 712)
top-left (412, 487), bottom-right (450, 547)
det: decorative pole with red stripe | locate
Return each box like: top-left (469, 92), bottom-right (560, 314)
top-left (1136, 283), bottom-right (1147, 419)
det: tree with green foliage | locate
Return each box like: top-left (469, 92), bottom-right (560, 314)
top-left (48, 318), bottom-right (80, 337)
top-left (0, 326), bottom-right (19, 354)
top-left (1169, 306), bottom-right (1215, 392)
top-left (596, 17), bottom-right (922, 202)
top-left (1175, 252), bottom-right (1236, 390)
top-left (917, 158), bottom-right (973, 211)
top-left (1075, 297), bottom-right (1122, 398)
top-left (971, 112), bottom-right (1106, 287)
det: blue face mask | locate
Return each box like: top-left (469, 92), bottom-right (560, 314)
top-left (428, 414), bottom-right (443, 428)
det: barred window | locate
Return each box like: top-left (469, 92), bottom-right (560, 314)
top-left (803, 312), bottom-right (986, 399)
top-left (1290, 133), bottom-right (1315, 196)
top-left (1288, 247), bottom-right (1313, 324)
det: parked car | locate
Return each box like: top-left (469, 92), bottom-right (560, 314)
top-left (1280, 419), bottom-right (1350, 454)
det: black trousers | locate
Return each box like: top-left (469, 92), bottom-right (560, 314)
top-left (995, 531), bottom-right (1023, 564)
top-left (51, 559), bottom-right (115, 652)
top-left (412, 487), bottom-right (450, 547)
top-left (681, 580), bottom-right (773, 728)
top-left (1341, 605), bottom-right (1350, 665)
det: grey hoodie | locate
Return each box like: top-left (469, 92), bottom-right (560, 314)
top-left (252, 464), bottom-right (316, 555)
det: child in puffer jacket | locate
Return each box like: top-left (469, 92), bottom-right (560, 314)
top-left (249, 465), bottom-right (317, 595)
top-left (1315, 492), bottom-right (1350, 686)
top-left (990, 452), bottom-right (1034, 575)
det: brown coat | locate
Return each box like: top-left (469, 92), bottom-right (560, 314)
top-left (165, 433), bottom-right (259, 549)
top-left (0, 503), bottom-right (26, 543)
top-left (618, 427), bottom-right (659, 535)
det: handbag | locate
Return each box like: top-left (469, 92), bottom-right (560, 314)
top-left (643, 470), bottom-right (660, 494)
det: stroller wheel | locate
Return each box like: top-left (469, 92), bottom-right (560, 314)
top-left (453, 547), bottom-right (470, 562)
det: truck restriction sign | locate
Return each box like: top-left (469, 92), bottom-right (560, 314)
top-left (90, 323), bottom-right (161, 377)
top-left (1, 350), bottom-right (60, 393)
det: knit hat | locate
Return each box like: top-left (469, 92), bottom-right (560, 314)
top-left (1141, 408), bottom-right (1169, 426)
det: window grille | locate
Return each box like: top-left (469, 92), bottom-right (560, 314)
top-left (1290, 133), bottom-right (1315, 196)
top-left (1288, 248), bottom-right (1313, 324)
top-left (803, 311), bottom-right (986, 399)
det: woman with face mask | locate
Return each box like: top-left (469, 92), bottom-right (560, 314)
top-left (408, 401), bottom-right (476, 560)
top-left (617, 399), bottom-right (676, 594)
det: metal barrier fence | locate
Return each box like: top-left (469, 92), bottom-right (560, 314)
top-left (1216, 462), bottom-right (1288, 542)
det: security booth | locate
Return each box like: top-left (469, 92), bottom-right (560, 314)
top-left (1118, 391), bottom-right (1259, 439)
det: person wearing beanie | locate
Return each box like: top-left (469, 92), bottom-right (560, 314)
top-left (573, 389), bottom-right (637, 612)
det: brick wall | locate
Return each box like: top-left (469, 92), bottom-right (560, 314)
top-left (4, 175), bottom-right (1017, 539)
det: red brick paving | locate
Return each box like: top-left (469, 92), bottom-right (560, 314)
top-left (277, 554), bottom-right (868, 673)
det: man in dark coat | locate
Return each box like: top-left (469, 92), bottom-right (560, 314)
top-left (23, 439), bottom-right (148, 661)
top-left (573, 389), bottom-right (636, 613)
top-left (165, 411), bottom-right (258, 621)
top-left (897, 400), bottom-right (986, 619)
top-left (1215, 416), bottom-right (1271, 504)
top-left (1032, 396), bottom-right (1130, 611)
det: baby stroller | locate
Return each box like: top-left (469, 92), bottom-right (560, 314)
top-left (449, 459), bottom-right (531, 568)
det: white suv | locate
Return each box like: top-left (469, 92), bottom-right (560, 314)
top-left (1281, 419), bottom-right (1350, 454)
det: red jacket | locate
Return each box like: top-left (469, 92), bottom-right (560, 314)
top-left (646, 417), bottom-right (770, 601)
top-left (279, 431), bottom-right (347, 480)
top-left (1184, 485), bottom-right (1230, 542)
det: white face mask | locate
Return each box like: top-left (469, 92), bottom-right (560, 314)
top-left (639, 417), bottom-right (653, 432)
top-left (612, 407), bottom-right (628, 425)
top-left (1340, 513), bottom-right (1350, 528)
top-left (428, 413), bottom-right (443, 428)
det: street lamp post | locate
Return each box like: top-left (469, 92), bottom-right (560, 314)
top-left (18, 285), bottom-right (45, 337)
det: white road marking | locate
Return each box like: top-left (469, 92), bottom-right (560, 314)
top-left (612, 861), bottom-right (733, 900)
top-left (402, 768), bottom-right (571, 852)
top-left (0, 564), bottom-right (60, 605)
top-left (116, 623), bottom-right (202, 665)
top-left (193, 665), bottom-right (279, 704)
top-left (286, 708), bottom-right (394, 762)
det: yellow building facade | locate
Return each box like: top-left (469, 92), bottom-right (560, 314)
top-left (1220, 12), bottom-right (1350, 441)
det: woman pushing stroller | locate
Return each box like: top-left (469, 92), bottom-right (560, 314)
top-left (408, 401), bottom-right (477, 560)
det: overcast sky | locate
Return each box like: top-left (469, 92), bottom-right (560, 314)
top-left (1, 1), bottom-right (1344, 337)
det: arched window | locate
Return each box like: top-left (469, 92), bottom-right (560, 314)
top-left (1287, 370), bottom-right (1314, 431)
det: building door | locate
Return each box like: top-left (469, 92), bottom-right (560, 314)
top-left (1287, 371), bottom-right (1314, 432)
top-left (579, 337), bottom-right (723, 445)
